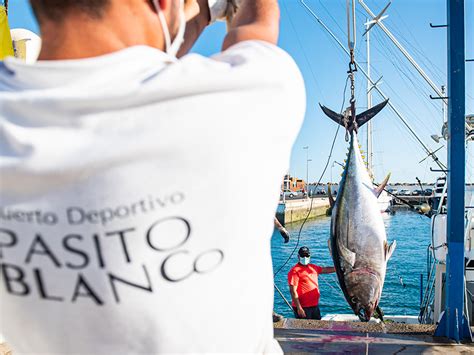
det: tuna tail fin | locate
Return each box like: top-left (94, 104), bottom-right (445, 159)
top-left (319, 104), bottom-right (345, 127)
top-left (356, 99), bottom-right (389, 128)
top-left (320, 99), bottom-right (388, 133)
top-left (374, 173), bottom-right (391, 198)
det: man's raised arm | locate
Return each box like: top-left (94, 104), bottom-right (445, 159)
top-left (178, 0), bottom-right (211, 57)
top-left (320, 267), bottom-right (336, 274)
top-left (223, 0), bottom-right (280, 50)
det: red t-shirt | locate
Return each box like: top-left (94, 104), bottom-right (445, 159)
top-left (287, 263), bottom-right (323, 307)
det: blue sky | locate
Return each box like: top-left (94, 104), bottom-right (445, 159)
top-left (7, 0), bottom-right (474, 183)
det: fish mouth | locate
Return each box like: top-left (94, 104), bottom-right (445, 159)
top-left (357, 304), bottom-right (375, 322)
top-left (347, 268), bottom-right (381, 322)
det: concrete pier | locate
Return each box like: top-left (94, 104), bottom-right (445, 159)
top-left (274, 319), bottom-right (473, 353)
top-left (276, 197), bottom-right (329, 225)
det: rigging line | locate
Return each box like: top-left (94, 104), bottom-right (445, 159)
top-left (318, 0), bottom-right (347, 39)
top-left (368, 75), bottom-right (434, 137)
top-left (369, 37), bottom-right (443, 131)
top-left (273, 76), bottom-right (350, 278)
top-left (281, 1), bottom-right (327, 103)
top-left (369, 71), bottom-right (439, 130)
top-left (319, 275), bottom-right (344, 295)
top-left (372, 32), bottom-right (443, 120)
top-left (382, 45), bottom-right (444, 118)
top-left (389, 6), bottom-right (447, 81)
top-left (387, 62), bottom-right (443, 126)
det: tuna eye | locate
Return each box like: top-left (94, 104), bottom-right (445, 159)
top-left (351, 296), bottom-right (358, 303)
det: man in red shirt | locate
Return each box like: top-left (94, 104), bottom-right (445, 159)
top-left (288, 246), bottom-right (336, 319)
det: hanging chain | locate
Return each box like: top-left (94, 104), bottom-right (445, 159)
top-left (344, 0), bottom-right (358, 141)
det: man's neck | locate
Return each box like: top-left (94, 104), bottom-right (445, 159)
top-left (38, 13), bottom-right (164, 61)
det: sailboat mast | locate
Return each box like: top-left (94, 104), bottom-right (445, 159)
top-left (366, 20), bottom-right (374, 179)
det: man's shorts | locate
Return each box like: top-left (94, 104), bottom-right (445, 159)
top-left (292, 305), bottom-right (321, 320)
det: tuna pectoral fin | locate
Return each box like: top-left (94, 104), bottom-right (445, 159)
top-left (375, 173), bottom-right (391, 198)
top-left (374, 306), bottom-right (384, 322)
top-left (338, 239), bottom-right (356, 268)
top-left (356, 99), bottom-right (389, 128)
top-left (384, 240), bottom-right (397, 261)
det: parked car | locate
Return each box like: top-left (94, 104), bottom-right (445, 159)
top-left (388, 188), bottom-right (398, 195)
top-left (280, 190), bottom-right (301, 199)
top-left (297, 190), bottom-right (308, 197)
top-left (412, 190), bottom-right (422, 196)
top-left (399, 189), bottom-right (412, 196)
top-left (315, 188), bottom-right (326, 195)
top-left (424, 188), bottom-right (433, 196)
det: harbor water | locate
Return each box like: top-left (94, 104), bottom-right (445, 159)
top-left (271, 210), bottom-right (431, 318)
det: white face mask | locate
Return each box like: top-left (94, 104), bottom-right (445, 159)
top-left (300, 257), bottom-right (310, 266)
top-left (152, 0), bottom-right (186, 57)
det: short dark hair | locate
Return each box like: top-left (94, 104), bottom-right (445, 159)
top-left (30, 0), bottom-right (111, 22)
top-left (298, 246), bottom-right (311, 257)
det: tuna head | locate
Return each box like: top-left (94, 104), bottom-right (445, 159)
top-left (345, 268), bottom-right (382, 321)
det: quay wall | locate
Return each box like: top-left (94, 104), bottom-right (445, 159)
top-left (276, 198), bottom-right (329, 225)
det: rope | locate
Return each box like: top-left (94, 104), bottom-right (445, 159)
top-left (274, 283), bottom-right (294, 312)
top-left (273, 75), bottom-right (350, 279)
top-left (430, 243), bottom-right (447, 251)
top-left (319, 275), bottom-right (344, 295)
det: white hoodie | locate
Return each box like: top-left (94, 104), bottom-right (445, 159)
top-left (0, 41), bottom-right (305, 354)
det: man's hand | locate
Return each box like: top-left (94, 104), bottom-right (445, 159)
top-left (296, 306), bottom-right (306, 318)
top-left (184, 0), bottom-right (201, 20)
top-left (290, 285), bottom-right (306, 318)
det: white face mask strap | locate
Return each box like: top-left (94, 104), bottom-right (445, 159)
top-left (152, 0), bottom-right (172, 52)
top-left (167, 5), bottom-right (186, 56)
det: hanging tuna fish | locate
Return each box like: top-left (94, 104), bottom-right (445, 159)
top-left (321, 97), bottom-right (396, 321)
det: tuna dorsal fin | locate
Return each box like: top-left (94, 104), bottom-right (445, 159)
top-left (356, 99), bottom-right (389, 128)
top-left (338, 238), bottom-right (356, 268)
top-left (375, 173), bottom-right (391, 198)
top-left (384, 240), bottom-right (397, 261)
top-left (327, 184), bottom-right (336, 209)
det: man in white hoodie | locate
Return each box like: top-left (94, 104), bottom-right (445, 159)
top-left (0, 0), bottom-right (305, 353)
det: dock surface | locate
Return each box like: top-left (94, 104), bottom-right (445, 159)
top-left (275, 319), bottom-right (473, 354)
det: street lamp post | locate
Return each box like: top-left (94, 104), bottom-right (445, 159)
top-left (307, 159), bottom-right (312, 197)
top-left (331, 161), bottom-right (335, 183)
top-left (303, 146), bottom-right (309, 193)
